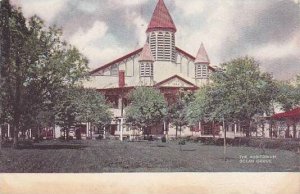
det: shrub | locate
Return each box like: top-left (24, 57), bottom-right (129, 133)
top-left (161, 136), bottom-right (167, 143)
top-left (178, 139), bottom-right (186, 145)
top-left (58, 136), bottom-right (74, 141)
top-left (17, 139), bottom-right (33, 148)
top-left (96, 135), bottom-right (103, 140)
top-left (232, 137), bottom-right (300, 152)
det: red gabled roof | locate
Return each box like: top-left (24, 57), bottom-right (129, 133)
top-left (195, 43), bottom-right (210, 64)
top-left (147, 0), bottom-right (177, 33)
top-left (272, 107), bottom-right (300, 120)
top-left (154, 75), bottom-right (198, 89)
top-left (90, 48), bottom-right (142, 75)
top-left (139, 43), bottom-right (155, 62)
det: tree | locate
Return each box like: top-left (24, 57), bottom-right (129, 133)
top-left (168, 90), bottom-right (194, 138)
top-left (126, 87), bottom-right (167, 136)
top-left (76, 88), bottom-right (112, 137)
top-left (189, 57), bottom-right (277, 137)
top-left (55, 87), bottom-right (112, 140)
top-left (0, 1), bottom-right (89, 147)
top-left (275, 80), bottom-right (300, 112)
top-left (274, 78), bottom-right (300, 138)
top-left (187, 86), bottom-right (213, 125)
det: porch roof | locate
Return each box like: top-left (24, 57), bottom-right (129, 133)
top-left (271, 107), bottom-right (300, 120)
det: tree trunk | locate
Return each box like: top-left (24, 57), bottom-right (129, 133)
top-left (179, 126), bottom-right (182, 137)
top-left (286, 124), bottom-right (290, 138)
top-left (269, 122), bottom-right (273, 139)
top-left (0, 125), bottom-right (2, 151)
top-left (12, 55), bottom-right (22, 149)
top-left (212, 120), bottom-right (215, 140)
top-left (66, 128), bottom-right (69, 141)
top-left (293, 123), bottom-right (297, 139)
top-left (12, 125), bottom-right (19, 148)
top-left (245, 120), bottom-right (250, 137)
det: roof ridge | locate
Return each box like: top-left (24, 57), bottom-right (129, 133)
top-left (90, 48), bottom-right (142, 75)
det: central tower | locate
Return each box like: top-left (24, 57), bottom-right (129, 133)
top-left (146, 0), bottom-right (177, 63)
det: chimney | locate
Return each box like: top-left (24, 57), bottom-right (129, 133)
top-left (119, 70), bottom-right (125, 88)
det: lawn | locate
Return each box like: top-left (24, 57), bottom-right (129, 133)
top-left (0, 140), bottom-right (299, 173)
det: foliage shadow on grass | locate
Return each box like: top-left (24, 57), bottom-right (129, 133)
top-left (17, 144), bottom-right (88, 150)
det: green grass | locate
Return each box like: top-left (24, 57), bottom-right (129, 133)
top-left (0, 140), bottom-right (299, 173)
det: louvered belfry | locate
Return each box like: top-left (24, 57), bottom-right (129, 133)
top-left (147, 0), bottom-right (176, 63)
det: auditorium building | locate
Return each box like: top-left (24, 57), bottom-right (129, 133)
top-left (84, 0), bottom-right (219, 139)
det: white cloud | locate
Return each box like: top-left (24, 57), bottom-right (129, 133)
top-left (69, 21), bottom-right (127, 69)
top-left (70, 21), bottom-right (108, 48)
top-left (125, 11), bottom-right (147, 47)
top-left (176, 2), bottom-right (239, 65)
top-left (77, 1), bottom-right (97, 13)
top-left (174, 0), bottom-right (205, 16)
top-left (108, 0), bottom-right (149, 7)
top-left (11, 0), bottom-right (70, 22)
top-left (248, 38), bottom-right (300, 60)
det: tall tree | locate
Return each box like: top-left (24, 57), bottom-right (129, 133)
top-left (55, 87), bottom-right (112, 140)
top-left (274, 77), bottom-right (300, 138)
top-left (168, 90), bottom-right (194, 138)
top-left (126, 87), bottom-right (167, 136)
top-left (0, 1), bottom-right (89, 147)
top-left (189, 57), bottom-right (277, 137)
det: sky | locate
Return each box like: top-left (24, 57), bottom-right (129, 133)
top-left (10, 0), bottom-right (300, 80)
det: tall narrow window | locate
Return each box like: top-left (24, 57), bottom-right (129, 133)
top-left (111, 64), bottom-right (118, 76)
top-left (164, 32), bottom-right (171, 61)
top-left (157, 32), bottom-right (164, 61)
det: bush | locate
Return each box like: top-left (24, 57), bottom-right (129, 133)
top-left (198, 137), bottom-right (215, 145)
top-left (161, 136), bottom-right (167, 143)
top-left (1, 138), bottom-right (13, 147)
top-left (178, 139), bottom-right (186, 145)
top-left (58, 136), bottom-right (74, 141)
top-left (232, 137), bottom-right (300, 152)
top-left (17, 139), bottom-right (33, 149)
top-left (96, 135), bottom-right (103, 140)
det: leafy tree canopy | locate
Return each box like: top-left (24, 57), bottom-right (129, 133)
top-left (0, 0), bottom-right (89, 146)
top-left (126, 87), bottom-right (167, 129)
top-left (189, 57), bottom-right (277, 125)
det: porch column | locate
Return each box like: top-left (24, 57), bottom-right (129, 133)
top-left (120, 118), bottom-right (123, 142)
top-left (234, 123), bottom-right (237, 137)
top-left (103, 127), bottom-right (106, 139)
top-left (86, 122), bottom-right (89, 138)
top-left (199, 122), bottom-right (202, 137)
top-left (118, 96), bottom-right (123, 110)
top-left (8, 124), bottom-right (10, 138)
